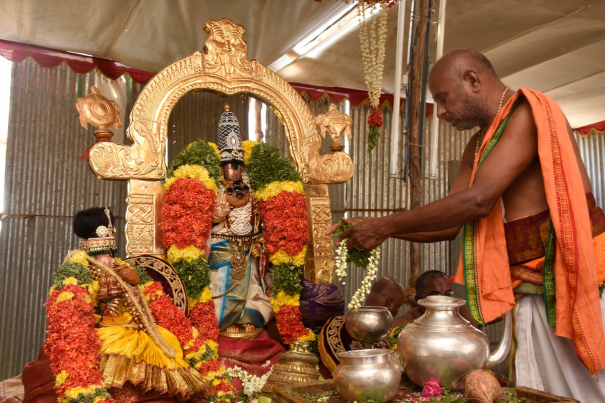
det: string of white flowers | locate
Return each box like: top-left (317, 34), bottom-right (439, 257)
top-left (348, 247), bottom-right (381, 311)
top-left (335, 240), bottom-right (382, 312)
top-left (335, 242), bottom-right (349, 283)
top-left (358, 1), bottom-right (389, 109)
top-left (225, 366), bottom-right (272, 398)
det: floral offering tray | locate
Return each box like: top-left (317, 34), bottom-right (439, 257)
top-left (271, 379), bottom-right (578, 403)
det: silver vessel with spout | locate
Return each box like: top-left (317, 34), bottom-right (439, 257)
top-left (397, 295), bottom-right (512, 390)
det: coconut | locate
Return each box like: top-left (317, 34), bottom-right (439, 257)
top-left (464, 370), bottom-right (502, 403)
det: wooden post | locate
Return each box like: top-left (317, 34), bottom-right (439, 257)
top-left (406, 0), bottom-right (432, 277)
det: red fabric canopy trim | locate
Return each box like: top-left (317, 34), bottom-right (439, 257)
top-left (575, 120), bottom-right (605, 137)
top-left (0, 39), bottom-right (155, 83)
top-left (290, 81), bottom-right (434, 116)
top-left (0, 39), bottom-right (436, 115)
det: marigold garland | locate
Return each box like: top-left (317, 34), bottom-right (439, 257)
top-left (242, 140), bottom-right (259, 165)
top-left (259, 191), bottom-right (309, 256)
top-left (254, 180), bottom-right (304, 201)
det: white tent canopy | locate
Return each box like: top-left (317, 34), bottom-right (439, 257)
top-left (0, 0), bottom-right (603, 127)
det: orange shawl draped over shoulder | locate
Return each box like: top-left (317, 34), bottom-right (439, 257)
top-left (453, 88), bottom-right (605, 374)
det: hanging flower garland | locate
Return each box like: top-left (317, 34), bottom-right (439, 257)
top-left (333, 222), bottom-right (382, 311)
top-left (161, 140), bottom-right (237, 403)
top-left (358, 1), bottom-right (389, 153)
top-left (245, 141), bottom-right (315, 348)
top-left (44, 251), bottom-right (115, 403)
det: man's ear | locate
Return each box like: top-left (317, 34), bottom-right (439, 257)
top-left (463, 69), bottom-right (481, 91)
top-left (385, 297), bottom-right (393, 309)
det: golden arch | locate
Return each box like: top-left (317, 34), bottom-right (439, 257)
top-left (84, 19), bottom-right (353, 282)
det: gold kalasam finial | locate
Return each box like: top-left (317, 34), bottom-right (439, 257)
top-left (76, 85), bottom-right (122, 141)
top-left (224, 103), bottom-right (231, 111)
top-left (314, 103), bottom-right (353, 152)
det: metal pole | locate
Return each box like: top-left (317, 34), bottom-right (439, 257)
top-left (428, 0), bottom-right (447, 179)
top-left (389, 0), bottom-right (407, 176)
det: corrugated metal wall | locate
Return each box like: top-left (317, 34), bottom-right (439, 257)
top-left (167, 92), bottom-right (249, 162)
top-left (576, 133), bottom-right (605, 209)
top-left (0, 60), bottom-right (138, 379)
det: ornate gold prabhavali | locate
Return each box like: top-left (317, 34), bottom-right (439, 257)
top-left (77, 18), bottom-right (355, 284)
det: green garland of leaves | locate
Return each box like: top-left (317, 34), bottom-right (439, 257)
top-left (167, 140), bottom-right (221, 184)
top-left (53, 262), bottom-right (94, 289)
top-left (271, 264), bottom-right (304, 296)
top-left (173, 257), bottom-right (210, 301)
top-left (187, 341), bottom-right (217, 368)
top-left (247, 143), bottom-right (302, 191)
top-left (368, 125), bottom-right (380, 153)
top-left (65, 387), bottom-right (111, 403)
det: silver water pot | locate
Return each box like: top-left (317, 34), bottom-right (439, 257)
top-left (397, 296), bottom-right (512, 390)
top-left (333, 349), bottom-right (401, 403)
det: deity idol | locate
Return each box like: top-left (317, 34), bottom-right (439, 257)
top-left (209, 106), bottom-right (272, 339)
top-left (23, 207), bottom-right (207, 403)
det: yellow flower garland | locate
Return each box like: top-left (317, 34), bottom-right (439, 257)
top-left (270, 291), bottom-right (300, 313)
top-left (242, 140), bottom-right (259, 165)
top-left (55, 370), bottom-right (69, 387)
top-left (207, 142), bottom-right (221, 161)
top-left (68, 251), bottom-right (89, 268)
top-left (255, 180), bottom-right (304, 201)
top-left (269, 246), bottom-right (307, 267)
top-left (167, 244), bottom-right (204, 264)
top-left (55, 291), bottom-right (75, 303)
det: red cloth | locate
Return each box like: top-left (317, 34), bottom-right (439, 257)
top-left (217, 331), bottom-right (284, 365)
top-left (0, 39), bottom-right (154, 83)
top-left (21, 348), bottom-right (56, 403)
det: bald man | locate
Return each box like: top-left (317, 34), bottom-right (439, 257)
top-left (318, 277), bottom-right (405, 374)
top-left (331, 49), bottom-right (605, 400)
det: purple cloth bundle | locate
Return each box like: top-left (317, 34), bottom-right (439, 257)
top-left (299, 279), bottom-right (345, 334)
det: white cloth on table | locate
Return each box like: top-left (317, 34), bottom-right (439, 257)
top-left (515, 294), bottom-right (605, 402)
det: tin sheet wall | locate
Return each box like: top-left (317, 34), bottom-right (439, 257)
top-left (0, 60), bottom-right (133, 379)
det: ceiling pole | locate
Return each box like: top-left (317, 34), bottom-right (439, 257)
top-left (406, 0), bottom-right (432, 278)
top-left (429, 0), bottom-right (447, 179)
top-left (389, 0), bottom-right (408, 176)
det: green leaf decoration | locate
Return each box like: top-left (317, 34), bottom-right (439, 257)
top-left (173, 257), bottom-right (210, 300)
top-left (167, 140), bottom-right (221, 184)
top-left (247, 143), bottom-right (302, 190)
top-left (271, 264), bottom-right (304, 296)
top-left (53, 262), bottom-right (94, 289)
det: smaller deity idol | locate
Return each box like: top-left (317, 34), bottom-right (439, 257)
top-left (27, 207), bottom-right (207, 403)
top-left (209, 105), bottom-right (272, 339)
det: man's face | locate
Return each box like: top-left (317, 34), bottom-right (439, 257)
top-left (386, 295), bottom-right (405, 318)
top-left (428, 68), bottom-right (487, 131)
top-left (223, 162), bottom-right (242, 182)
top-left (415, 276), bottom-right (454, 304)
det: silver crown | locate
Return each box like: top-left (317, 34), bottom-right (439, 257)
top-left (218, 103), bottom-right (244, 163)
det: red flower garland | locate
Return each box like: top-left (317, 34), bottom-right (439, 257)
top-left (189, 301), bottom-right (220, 342)
top-left (161, 178), bottom-right (216, 250)
top-left (368, 107), bottom-right (383, 127)
top-left (273, 305), bottom-right (310, 345)
top-left (259, 191), bottom-right (309, 256)
top-left (45, 285), bottom-right (115, 402)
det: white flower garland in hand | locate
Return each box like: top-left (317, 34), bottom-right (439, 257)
top-left (335, 240), bottom-right (382, 312)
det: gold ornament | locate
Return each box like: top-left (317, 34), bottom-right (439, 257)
top-left (315, 103), bottom-right (353, 152)
top-left (261, 341), bottom-right (320, 397)
top-left (75, 85), bottom-right (123, 142)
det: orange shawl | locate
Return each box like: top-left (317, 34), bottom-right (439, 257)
top-left (453, 88), bottom-right (605, 374)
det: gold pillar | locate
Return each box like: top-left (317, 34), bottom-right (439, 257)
top-left (126, 179), bottom-right (165, 257)
top-left (304, 184), bottom-right (334, 284)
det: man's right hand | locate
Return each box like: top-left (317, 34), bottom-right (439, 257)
top-left (326, 217), bottom-right (388, 252)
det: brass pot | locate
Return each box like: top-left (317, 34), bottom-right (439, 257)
top-left (397, 296), bottom-right (512, 390)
